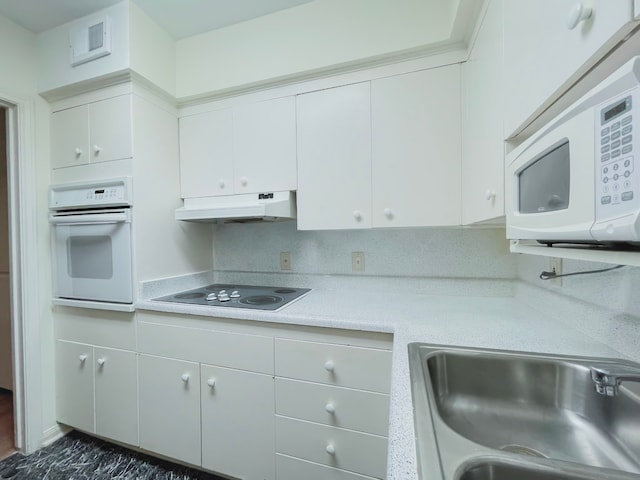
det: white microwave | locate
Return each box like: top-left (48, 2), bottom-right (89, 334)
top-left (506, 56), bottom-right (640, 246)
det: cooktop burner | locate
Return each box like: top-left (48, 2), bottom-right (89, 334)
top-left (153, 284), bottom-right (311, 311)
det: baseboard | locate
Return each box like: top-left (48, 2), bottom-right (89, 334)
top-left (41, 424), bottom-right (69, 448)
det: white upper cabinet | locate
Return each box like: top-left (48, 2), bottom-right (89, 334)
top-left (371, 65), bottom-right (462, 227)
top-left (462, 0), bottom-right (505, 225)
top-left (503, 0), bottom-right (634, 137)
top-left (297, 66), bottom-right (462, 231)
top-left (297, 82), bottom-right (373, 230)
top-left (51, 95), bottom-right (133, 169)
top-left (179, 96), bottom-right (297, 199)
top-left (233, 96), bottom-right (297, 194)
top-left (179, 109), bottom-right (234, 198)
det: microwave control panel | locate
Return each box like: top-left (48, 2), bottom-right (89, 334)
top-left (596, 89), bottom-right (640, 221)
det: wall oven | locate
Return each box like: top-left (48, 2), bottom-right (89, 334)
top-left (49, 177), bottom-right (135, 312)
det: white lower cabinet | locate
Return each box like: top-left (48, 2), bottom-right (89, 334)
top-left (276, 454), bottom-right (376, 480)
top-left (55, 340), bottom-right (138, 446)
top-left (201, 364), bottom-right (275, 480)
top-left (276, 416), bottom-right (387, 479)
top-left (275, 337), bottom-right (391, 479)
top-left (138, 354), bottom-right (201, 466)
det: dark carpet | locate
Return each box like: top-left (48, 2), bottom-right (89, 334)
top-left (0, 431), bottom-right (224, 479)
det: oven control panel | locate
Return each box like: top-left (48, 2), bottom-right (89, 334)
top-left (49, 177), bottom-right (132, 210)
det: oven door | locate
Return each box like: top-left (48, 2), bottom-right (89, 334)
top-left (50, 209), bottom-right (133, 305)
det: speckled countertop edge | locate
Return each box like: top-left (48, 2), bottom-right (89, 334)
top-left (136, 276), bottom-right (629, 480)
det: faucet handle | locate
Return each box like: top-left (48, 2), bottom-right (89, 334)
top-left (590, 366), bottom-right (619, 396)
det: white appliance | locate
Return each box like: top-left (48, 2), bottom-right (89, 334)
top-left (506, 56), bottom-right (640, 246)
top-left (49, 177), bottom-right (135, 312)
top-left (175, 191), bottom-right (296, 223)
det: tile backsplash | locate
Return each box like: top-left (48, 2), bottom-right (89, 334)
top-left (212, 222), bottom-right (516, 279)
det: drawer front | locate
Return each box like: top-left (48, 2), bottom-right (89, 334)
top-left (276, 416), bottom-right (387, 479)
top-left (139, 321), bottom-right (273, 374)
top-left (276, 454), bottom-right (378, 480)
top-left (275, 338), bottom-right (391, 393)
top-left (276, 378), bottom-right (389, 436)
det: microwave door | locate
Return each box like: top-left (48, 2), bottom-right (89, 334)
top-left (518, 141), bottom-right (570, 214)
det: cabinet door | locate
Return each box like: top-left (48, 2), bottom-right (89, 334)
top-left (233, 96), bottom-right (297, 194)
top-left (371, 66), bottom-right (461, 227)
top-left (55, 340), bottom-right (94, 433)
top-left (51, 105), bottom-right (89, 168)
top-left (90, 95), bottom-right (133, 163)
top-left (139, 355), bottom-right (201, 466)
top-left (503, 0), bottom-right (633, 137)
top-left (297, 82), bottom-right (372, 230)
top-left (179, 109), bottom-right (234, 198)
top-left (201, 365), bottom-right (275, 480)
top-left (462, 0), bottom-right (505, 224)
top-left (94, 347), bottom-right (138, 446)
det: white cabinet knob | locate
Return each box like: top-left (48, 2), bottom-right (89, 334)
top-left (93, 145), bottom-right (101, 155)
top-left (219, 180), bottom-right (226, 189)
top-left (207, 378), bottom-right (216, 388)
top-left (324, 360), bottom-right (335, 372)
top-left (485, 189), bottom-right (497, 201)
top-left (383, 208), bottom-right (394, 219)
top-left (181, 373), bottom-right (190, 383)
top-left (97, 358), bottom-right (105, 366)
top-left (74, 147), bottom-right (83, 157)
top-left (566, 2), bottom-right (592, 30)
top-left (325, 444), bottom-right (336, 455)
top-left (353, 210), bottom-right (363, 221)
top-left (325, 402), bottom-right (336, 414)
top-left (240, 177), bottom-right (248, 187)
top-left (78, 354), bottom-right (88, 363)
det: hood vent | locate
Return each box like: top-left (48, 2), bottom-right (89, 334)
top-left (175, 191), bottom-right (296, 223)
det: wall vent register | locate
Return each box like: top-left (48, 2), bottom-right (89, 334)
top-left (154, 284), bottom-right (311, 311)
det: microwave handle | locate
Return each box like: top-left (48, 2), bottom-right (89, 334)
top-left (49, 212), bottom-right (129, 225)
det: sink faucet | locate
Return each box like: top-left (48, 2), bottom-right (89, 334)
top-left (590, 365), bottom-right (640, 396)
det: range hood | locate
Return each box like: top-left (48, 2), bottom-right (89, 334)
top-left (175, 191), bottom-right (296, 223)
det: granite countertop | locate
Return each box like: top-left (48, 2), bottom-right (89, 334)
top-left (136, 278), bottom-right (627, 480)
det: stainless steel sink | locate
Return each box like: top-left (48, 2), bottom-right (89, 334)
top-left (456, 458), bottom-right (638, 480)
top-left (408, 344), bottom-right (640, 480)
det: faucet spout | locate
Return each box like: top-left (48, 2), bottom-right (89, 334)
top-left (590, 364), bottom-right (640, 396)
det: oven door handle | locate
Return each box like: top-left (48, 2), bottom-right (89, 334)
top-left (49, 212), bottom-right (129, 225)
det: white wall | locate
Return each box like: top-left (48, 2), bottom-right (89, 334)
top-left (37, 1), bottom-right (176, 98)
top-left (37, 2), bottom-right (131, 95)
top-left (0, 12), bottom-right (55, 446)
top-left (176, 0), bottom-right (456, 100)
top-left (128, 2), bottom-right (176, 97)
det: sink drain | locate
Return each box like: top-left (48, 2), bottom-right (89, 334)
top-left (500, 444), bottom-right (547, 458)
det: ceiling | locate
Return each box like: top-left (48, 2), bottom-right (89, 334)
top-left (0, 0), bottom-right (315, 39)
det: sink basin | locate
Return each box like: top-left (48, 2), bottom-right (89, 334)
top-left (456, 458), bottom-right (638, 480)
top-left (408, 344), bottom-right (640, 480)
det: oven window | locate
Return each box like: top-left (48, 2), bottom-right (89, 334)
top-left (518, 141), bottom-right (570, 213)
top-left (67, 236), bottom-right (113, 279)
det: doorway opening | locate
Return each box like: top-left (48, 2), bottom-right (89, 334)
top-left (0, 107), bottom-right (15, 459)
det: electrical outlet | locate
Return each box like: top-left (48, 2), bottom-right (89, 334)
top-left (352, 251), bottom-right (365, 272)
top-left (549, 257), bottom-right (563, 286)
top-left (280, 251), bottom-right (292, 271)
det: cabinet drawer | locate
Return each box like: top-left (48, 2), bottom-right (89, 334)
top-left (277, 453), bottom-right (379, 480)
top-left (276, 378), bottom-right (389, 436)
top-left (139, 321), bottom-right (273, 374)
top-left (275, 338), bottom-right (391, 393)
top-left (276, 416), bottom-right (387, 479)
